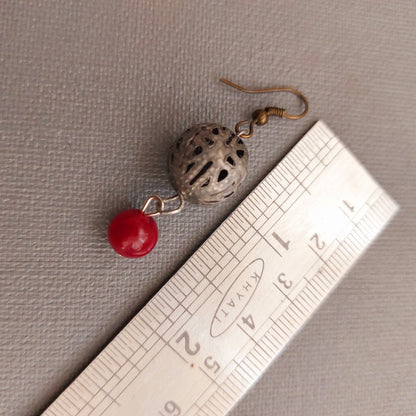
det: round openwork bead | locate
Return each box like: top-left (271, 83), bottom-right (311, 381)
top-left (168, 123), bottom-right (248, 205)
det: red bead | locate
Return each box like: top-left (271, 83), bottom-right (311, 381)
top-left (108, 209), bottom-right (158, 258)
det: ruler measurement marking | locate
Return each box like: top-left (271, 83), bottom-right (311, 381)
top-left (302, 286), bottom-right (322, 307)
top-left (226, 372), bottom-right (245, 392)
top-left (309, 276), bottom-right (326, 297)
top-left (234, 366), bottom-right (256, 388)
top-left (280, 311), bottom-right (298, 331)
top-left (255, 338), bottom-right (274, 358)
top-left (336, 242), bottom-right (352, 264)
top-left (368, 206), bottom-right (384, 226)
top-left (272, 282), bottom-right (307, 320)
top-left (323, 258), bottom-right (341, 277)
top-left (285, 306), bottom-right (303, 325)
top-left (262, 154), bottom-right (337, 238)
top-left (229, 364), bottom-right (249, 386)
top-left (208, 394), bottom-right (229, 414)
top-left (248, 349), bottom-right (267, 369)
top-left (243, 354), bottom-right (262, 373)
top-left (252, 338), bottom-right (274, 360)
top-left (329, 249), bottom-right (345, 270)
top-left (62, 391), bottom-right (81, 410)
top-left (265, 328), bottom-right (284, 348)
top-left (349, 232), bottom-right (363, 250)
top-left (123, 326), bottom-right (143, 348)
top-left (112, 343), bottom-right (165, 401)
top-left (289, 150), bottom-right (307, 170)
top-left (340, 240), bottom-right (355, 260)
top-left (293, 298), bottom-right (310, 316)
top-left (204, 240), bottom-right (221, 263)
top-left (95, 358), bottom-right (119, 380)
top-left (216, 385), bottom-right (235, 404)
top-left (253, 187), bottom-right (269, 206)
top-left (209, 396), bottom-right (227, 414)
top-left (187, 258), bottom-right (205, 281)
top-left (344, 236), bottom-right (360, 254)
top-left (157, 292), bottom-right (176, 313)
top-left (221, 378), bottom-right (240, 398)
top-left (267, 327), bottom-right (285, 348)
top-left (297, 292), bottom-right (316, 310)
top-left (313, 272), bottom-right (330, 291)
top-left (275, 166), bottom-right (291, 185)
top-left (280, 161), bottom-right (296, 179)
top-left (54, 401), bottom-right (72, 416)
top-left (196, 249), bottom-right (213, 270)
top-left (74, 379), bottom-right (94, 401)
top-left (316, 269), bottom-right (332, 286)
top-left (176, 273), bottom-right (196, 295)
top-left (235, 362), bottom-right (255, 383)
top-left (262, 332), bottom-right (280, 352)
top-left (297, 142), bottom-right (315, 164)
top-left (350, 230), bottom-right (366, 250)
top-left (271, 319), bottom-right (291, 341)
top-left (303, 283), bottom-right (320, 302)
top-left (123, 323), bottom-right (143, 345)
top-left (169, 278), bottom-right (189, 299)
top-left (150, 298), bottom-right (169, 319)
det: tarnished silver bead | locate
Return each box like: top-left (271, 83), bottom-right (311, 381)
top-left (168, 123), bottom-right (248, 205)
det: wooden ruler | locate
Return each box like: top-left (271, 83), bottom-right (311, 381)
top-left (42, 121), bottom-right (398, 416)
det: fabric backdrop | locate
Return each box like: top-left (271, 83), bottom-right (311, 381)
top-left (1, 1), bottom-right (415, 415)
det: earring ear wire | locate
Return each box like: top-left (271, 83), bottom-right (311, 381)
top-left (220, 78), bottom-right (309, 139)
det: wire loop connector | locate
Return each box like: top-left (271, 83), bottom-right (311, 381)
top-left (141, 194), bottom-right (184, 217)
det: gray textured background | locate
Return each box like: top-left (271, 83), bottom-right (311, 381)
top-left (1, 1), bottom-right (415, 415)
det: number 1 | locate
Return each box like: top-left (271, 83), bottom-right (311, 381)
top-left (272, 232), bottom-right (290, 251)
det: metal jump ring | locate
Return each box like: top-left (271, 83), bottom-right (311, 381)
top-left (141, 194), bottom-right (184, 217)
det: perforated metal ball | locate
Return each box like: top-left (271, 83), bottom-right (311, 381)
top-left (168, 123), bottom-right (249, 205)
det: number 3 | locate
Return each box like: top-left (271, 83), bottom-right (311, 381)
top-left (278, 272), bottom-right (292, 289)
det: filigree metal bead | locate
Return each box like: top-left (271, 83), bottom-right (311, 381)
top-left (168, 123), bottom-right (249, 205)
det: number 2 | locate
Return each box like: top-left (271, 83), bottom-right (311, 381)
top-left (175, 331), bottom-right (200, 356)
top-left (310, 233), bottom-right (325, 250)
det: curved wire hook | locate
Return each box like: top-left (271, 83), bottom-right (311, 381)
top-left (220, 78), bottom-right (309, 138)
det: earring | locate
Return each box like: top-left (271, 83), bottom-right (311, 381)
top-left (108, 78), bottom-right (309, 258)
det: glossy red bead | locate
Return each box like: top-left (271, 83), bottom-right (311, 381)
top-left (108, 209), bottom-right (158, 258)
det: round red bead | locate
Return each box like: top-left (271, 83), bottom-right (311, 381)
top-left (108, 209), bottom-right (158, 258)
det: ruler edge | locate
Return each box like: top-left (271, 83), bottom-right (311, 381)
top-left (314, 121), bottom-right (400, 212)
top-left (41, 120), bottom-right (400, 416)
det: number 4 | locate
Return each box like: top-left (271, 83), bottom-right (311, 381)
top-left (242, 314), bottom-right (255, 330)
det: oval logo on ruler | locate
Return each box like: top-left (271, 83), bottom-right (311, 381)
top-left (210, 258), bottom-right (264, 337)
